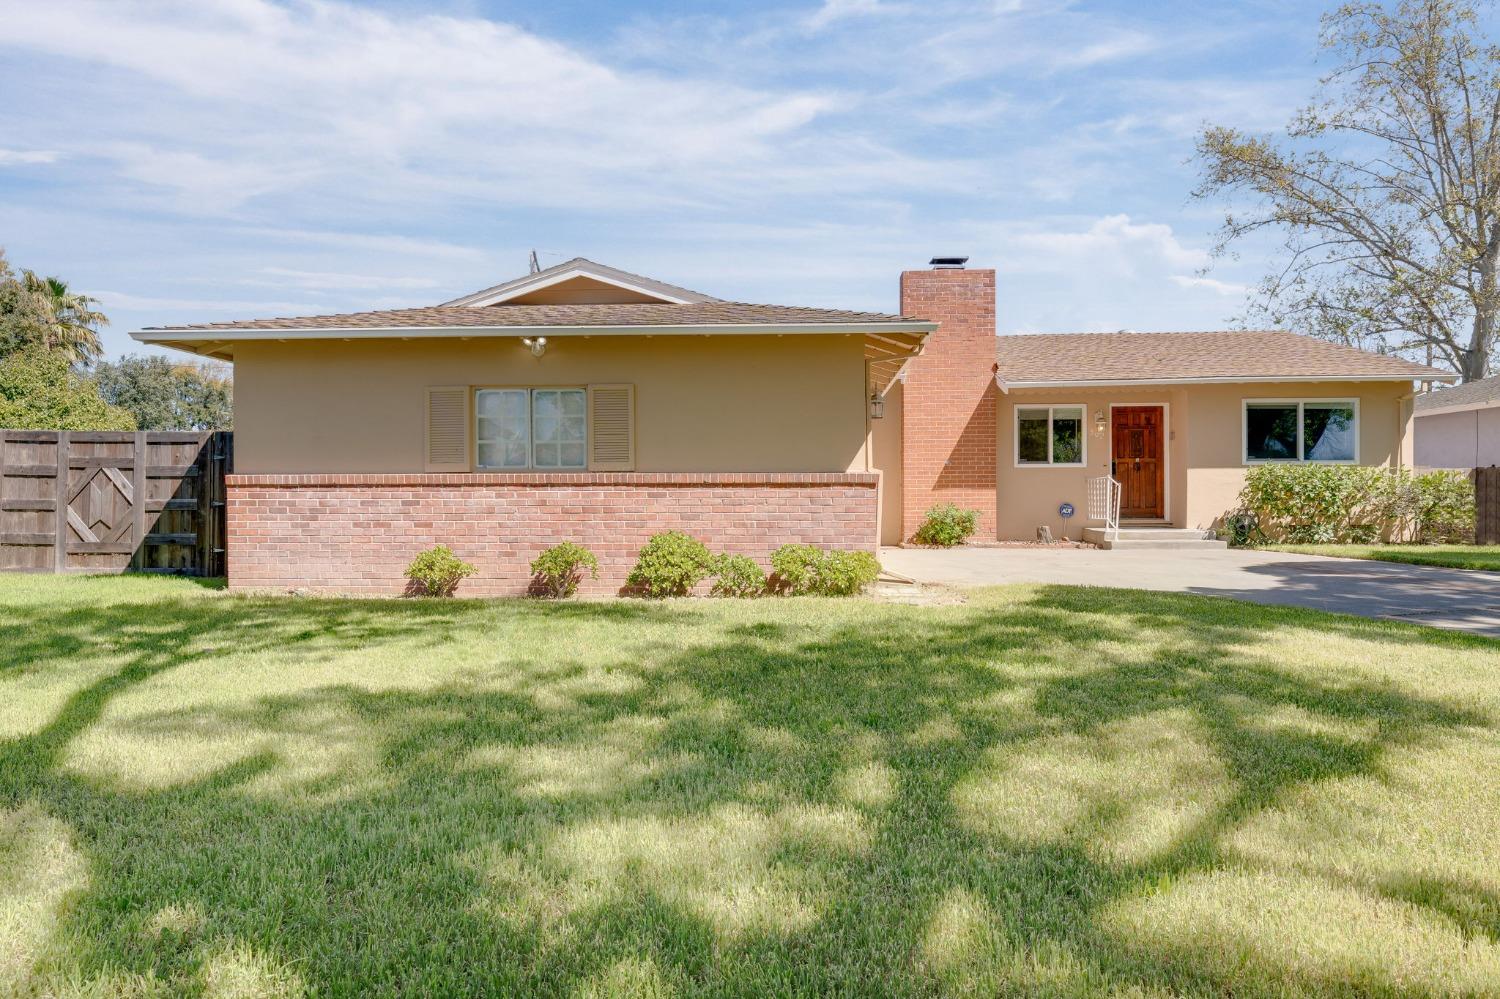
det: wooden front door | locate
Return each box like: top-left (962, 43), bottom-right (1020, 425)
top-left (1111, 406), bottom-right (1164, 520)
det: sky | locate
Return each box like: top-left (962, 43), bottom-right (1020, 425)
top-left (0, 0), bottom-right (1334, 360)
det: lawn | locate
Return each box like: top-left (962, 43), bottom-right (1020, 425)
top-left (2, 576), bottom-right (1499, 997)
top-left (1259, 544), bottom-right (1500, 571)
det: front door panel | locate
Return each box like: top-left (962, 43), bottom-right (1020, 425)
top-left (1111, 406), bottom-right (1164, 520)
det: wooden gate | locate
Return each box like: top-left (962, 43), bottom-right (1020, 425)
top-left (1476, 466), bottom-right (1500, 546)
top-left (0, 430), bottom-right (232, 576)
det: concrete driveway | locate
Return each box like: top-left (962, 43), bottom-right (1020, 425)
top-left (880, 545), bottom-right (1500, 637)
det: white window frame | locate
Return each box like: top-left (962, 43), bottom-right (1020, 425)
top-left (1242, 398), bottom-right (1360, 465)
top-left (475, 387), bottom-right (588, 470)
top-left (1014, 403), bottom-right (1088, 468)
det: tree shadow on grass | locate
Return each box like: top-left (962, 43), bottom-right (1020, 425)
top-left (2, 583), bottom-right (1497, 996)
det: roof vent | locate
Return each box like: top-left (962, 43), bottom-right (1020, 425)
top-left (930, 256), bottom-right (968, 269)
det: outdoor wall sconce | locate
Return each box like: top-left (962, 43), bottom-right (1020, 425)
top-left (521, 336), bottom-right (547, 357)
top-left (1094, 409), bottom-right (1107, 432)
top-left (869, 392), bottom-right (885, 419)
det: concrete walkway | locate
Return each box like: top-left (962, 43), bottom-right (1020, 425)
top-left (881, 545), bottom-right (1500, 637)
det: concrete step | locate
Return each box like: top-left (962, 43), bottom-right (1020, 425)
top-left (1082, 526), bottom-right (1228, 551)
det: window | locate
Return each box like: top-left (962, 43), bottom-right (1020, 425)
top-left (1244, 400), bottom-right (1357, 463)
top-left (475, 388), bottom-right (587, 469)
top-left (1016, 405), bottom-right (1086, 466)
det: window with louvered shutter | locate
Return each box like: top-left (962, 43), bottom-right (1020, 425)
top-left (587, 384), bottom-right (634, 471)
top-left (425, 386), bottom-right (470, 471)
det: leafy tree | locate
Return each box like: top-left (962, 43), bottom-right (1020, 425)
top-left (95, 354), bottom-right (233, 430)
top-left (0, 348), bottom-right (135, 430)
top-left (0, 249), bottom-right (108, 366)
top-left (1196, 0), bottom-right (1500, 381)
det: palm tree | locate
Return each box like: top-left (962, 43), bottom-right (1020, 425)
top-left (19, 270), bottom-right (107, 366)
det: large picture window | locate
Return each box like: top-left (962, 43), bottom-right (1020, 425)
top-left (1016, 405), bottom-right (1086, 466)
top-left (1244, 400), bottom-right (1357, 463)
top-left (476, 388), bottom-right (587, 469)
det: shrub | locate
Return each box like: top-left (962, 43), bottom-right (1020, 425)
top-left (817, 550), bottom-right (882, 595)
top-left (626, 531), bottom-right (713, 597)
top-left (913, 503), bottom-right (979, 546)
top-left (710, 553), bottom-right (767, 597)
top-left (404, 545), bottom-right (476, 597)
top-left (1237, 465), bottom-right (1475, 544)
top-left (1412, 469), bottom-right (1476, 543)
top-left (529, 541), bottom-right (599, 598)
top-left (770, 544), bottom-right (881, 595)
top-left (769, 543), bottom-right (825, 594)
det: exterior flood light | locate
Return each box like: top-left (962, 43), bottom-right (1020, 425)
top-left (521, 336), bottom-right (547, 357)
top-left (869, 392), bottom-right (885, 420)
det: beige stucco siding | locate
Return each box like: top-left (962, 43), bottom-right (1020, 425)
top-left (233, 335), bottom-right (869, 474)
top-left (1416, 407), bottom-right (1500, 468)
top-left (994, 380), bottom-right (1413, 540)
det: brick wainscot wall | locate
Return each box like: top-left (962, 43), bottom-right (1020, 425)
top-left (226, 472), bottom-right (880, 596)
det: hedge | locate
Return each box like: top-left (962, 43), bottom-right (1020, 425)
top-left (1236, 465), bottom-right (1474, 545)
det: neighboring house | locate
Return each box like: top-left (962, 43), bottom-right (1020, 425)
top-left (133, 257), bottom-right (1452, 594)
top-left (1415, 375), bottom-right (1500, 468)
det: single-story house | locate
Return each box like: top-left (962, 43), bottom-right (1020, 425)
top-left (134, 257), bottom-right (1453, 594)
top-left (1415, 374), bottom-right (1500, 468)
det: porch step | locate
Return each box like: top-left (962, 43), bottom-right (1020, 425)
top-left (1082, 527), bottom-right (1228, 551)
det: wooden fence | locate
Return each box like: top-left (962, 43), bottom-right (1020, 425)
top-left (0, 430), bottom-right (232, 576)
top-left (1476, 467), bottom-right (1500, 546)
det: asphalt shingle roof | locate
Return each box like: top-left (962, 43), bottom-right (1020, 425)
top-left (996, 330), bottom-right (1449, 383)
top-left (145, 301), bottom-right (922, 332)
top-left (1415, 373), bottom-right (1500, 411)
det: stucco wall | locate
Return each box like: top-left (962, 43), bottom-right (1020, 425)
top-left (994, 380), bottom-right (1413, 539)
top-left (233, 335), bottom-right (869, 475)
top-left (1415, 407), bottom-right (1500, 468)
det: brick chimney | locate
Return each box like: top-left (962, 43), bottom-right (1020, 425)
top-left (899, 259), bottom-right (997, 540)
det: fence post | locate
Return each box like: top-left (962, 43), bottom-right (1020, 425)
top-left (53, 430), bottom-right (69, 572)
top-left (131, 430), bottom-right (148, 571)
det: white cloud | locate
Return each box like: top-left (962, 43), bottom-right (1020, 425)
top-left (1170, 274), bottom-right (1249, 296)
top-left (0, 0), bottom-right (962, 214)
top-left (0, 148), bottom-right (59, 165)
top-left (248, 267), bottom-right (442, 291)
top-left (1003, 215), bottom-right (1209, 275)
top-left (85, 290), bottom-right (323, 313)
top-left (804, 0), bottom-right (901, 31)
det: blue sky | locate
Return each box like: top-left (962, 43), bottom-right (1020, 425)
top-left (0, 0), bottom-right (1329, 359)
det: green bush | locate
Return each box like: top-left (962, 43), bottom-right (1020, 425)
top-left (913, 503), bottom-right (979, 546)
top-left (404, 545), bottom-right (477, 597)
top-left (528, 541), bottom-right (599, 598)
top-left (626, 531), bottom-right (713, 597)
top-left (769, 544), bottom-right (825, 594)
top-left (817, 550), bottom-right (882, 595)
top-left (1412, 470), bottom-right (1476, 543)
top-left (0, 347), bottom-right (135, 431)
top-left (770, 544), bottom-right (881, 595)
top-left (1237, 465), bottom-right (1474, 544)
top-left (710, 553), bottom-right (767, 597)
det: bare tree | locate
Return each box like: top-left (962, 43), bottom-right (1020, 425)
top-left (1196, 0), bottom-right (1500, 381)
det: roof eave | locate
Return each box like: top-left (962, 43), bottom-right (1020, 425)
top-left (132, 320), bottom-right (938, 344)
top-left (999, 373), bottom-right (1454, 388)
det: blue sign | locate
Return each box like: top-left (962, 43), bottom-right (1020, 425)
top-left (1059, 502), bottom-right (1075, 518)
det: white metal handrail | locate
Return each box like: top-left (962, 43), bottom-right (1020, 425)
top-left (1087, 475), bottom-right (1121, 541)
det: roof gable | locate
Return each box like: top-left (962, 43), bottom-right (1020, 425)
top-left (442, 257), bottom-right (721, 307)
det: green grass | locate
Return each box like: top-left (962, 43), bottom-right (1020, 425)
top-left (1259, 544), bottom-right (1500, 571)
top-left (3, 575), bottom-right (1499, 997)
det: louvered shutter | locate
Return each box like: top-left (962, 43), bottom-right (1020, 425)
top-left (587, 384), bottom-right (635, 471)
top-left (425, 386), bottom-right (470, 472)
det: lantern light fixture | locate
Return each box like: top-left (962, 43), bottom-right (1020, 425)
top-left (869, 392), bottom-right (885, 420)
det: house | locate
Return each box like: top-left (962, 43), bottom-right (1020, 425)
top-left (133, 257), bottom-right (1453, 594)
top-left (1415, 375), bottom-right (1500, 468)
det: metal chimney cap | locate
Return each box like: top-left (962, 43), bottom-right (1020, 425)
top-left (929, 256), bottom-right (968, 269)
